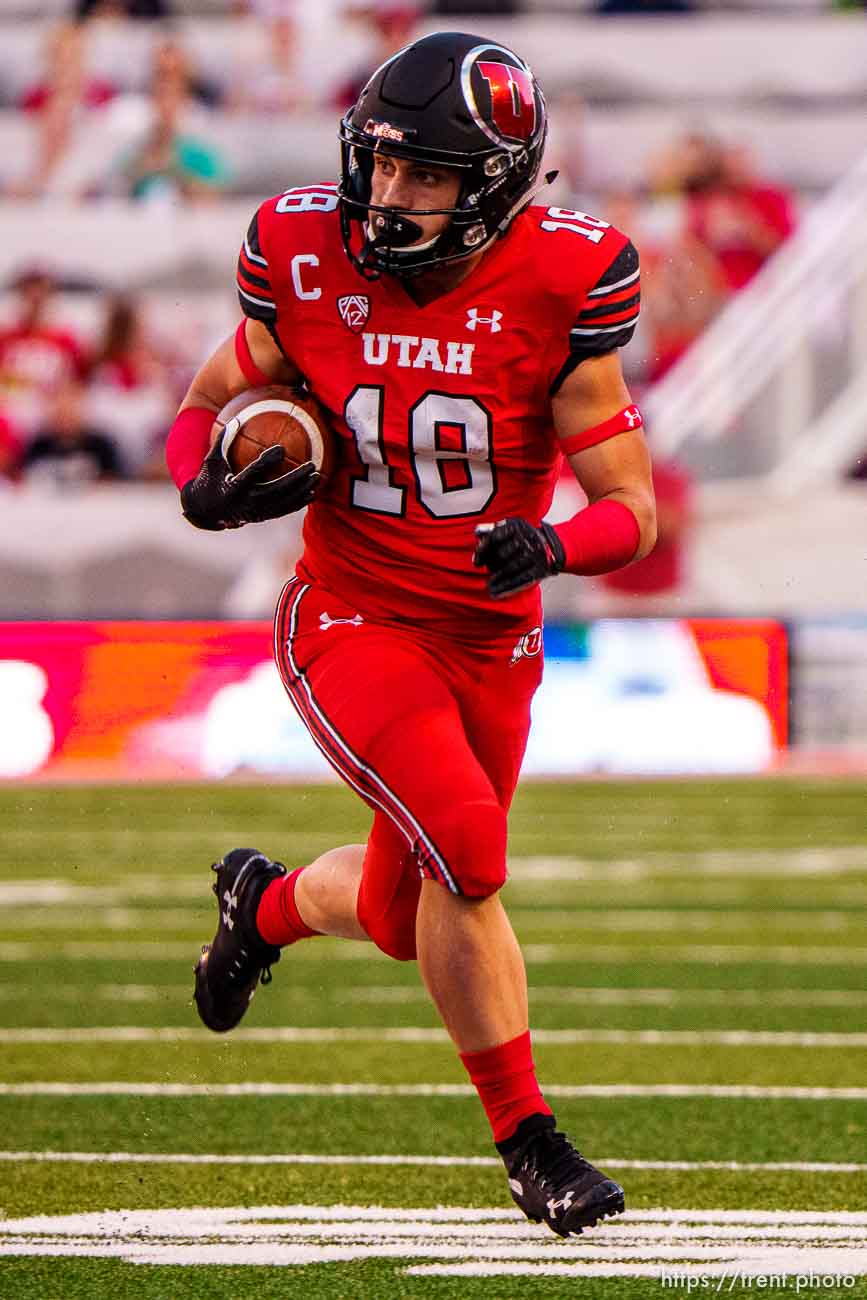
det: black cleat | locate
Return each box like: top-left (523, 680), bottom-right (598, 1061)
top-left (501, 1115), bottom-right (625, 1238)
top-left (193, 848), bottom-right (287, 1033)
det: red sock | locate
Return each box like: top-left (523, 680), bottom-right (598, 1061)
top-left (255, 868), bottom-right (320, 947)
top-left (460, 1030), bottom-right (553, 1144)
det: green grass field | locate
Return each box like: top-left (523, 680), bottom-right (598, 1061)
top-left (1, 780), bottom-right (866, 1300)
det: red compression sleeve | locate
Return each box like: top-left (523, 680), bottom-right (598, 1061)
top-left (165, 406), bottom-right (214, 489)
top-left (552, 498), bottom-right (641, 575)
top-left (234, 320), bottom-right (271, 388)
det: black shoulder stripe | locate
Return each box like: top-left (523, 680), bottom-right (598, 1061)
top-left (236, 257), bottom-right (272, 294)
top-left (588, 240), bottom-right (639, 294)
top-left (576, 291), bottom-right (641, 324)
top-left (551, 324), bottom-right (639, 395)
top-left (237, 205), bottom-right (276, 323)
top-left (245, 211), bottom-right (267, 265)
top-left (237, 287), bottom-right (277, 324)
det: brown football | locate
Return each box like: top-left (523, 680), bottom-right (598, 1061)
top-left (212, 385), bottom-right (336, 485)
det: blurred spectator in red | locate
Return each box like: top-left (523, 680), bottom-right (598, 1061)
top-left (89, 295), bottom-right (163, 391)
top-left (19, 22), bottom-right (116, 114)
top-left (604, 188), bottom-right (726, 384)
top-left (227, 15), bottom-right (313, 114)
top-left (118, 75), bottom-right (229, 202)
top-left (601, 455), bottom-right (693, 605)
top-left (0, 269), bottom-right (88, 442)
top-left (10, 22), bottom-right (117, 199)
top-left (87, 294), bottom-right (176, 475)
top-left (679, 136), bottom-right (796, 292)
top-left (641, 234), bottom-right (727, 382)
top-left (0, 414), bottom-right (24, 482)
top-left (22, 380), bottom-right (123, 488)
top-left (333, 4), bottom-right (421, 110)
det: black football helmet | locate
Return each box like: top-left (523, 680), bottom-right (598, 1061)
top-left (338, 31), bottom-right (549, 279)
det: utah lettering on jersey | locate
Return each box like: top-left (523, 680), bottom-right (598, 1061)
top-left (361, 333), bottom-right (475, 375)
top-left (236, 191), bottom-right (640, 633)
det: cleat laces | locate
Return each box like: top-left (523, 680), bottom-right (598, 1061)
top-left (517, 1128), bottom-right (596, 1198)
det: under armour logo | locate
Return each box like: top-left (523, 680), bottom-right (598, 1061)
top-left (319, 611), bottom-right (363, 632)
top-left (624, 406), bottom-right (641, 427)
top-left (222, 889), bottom-right (238, 930)
top-left (466, 307), bottom-right (502, 333)
top-left (546, 1190), bottom-right (575, 1217)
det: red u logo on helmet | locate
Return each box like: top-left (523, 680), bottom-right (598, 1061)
top-left (476, 61), bottom-right (537, 142)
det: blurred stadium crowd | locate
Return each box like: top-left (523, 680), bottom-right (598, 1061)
top-left (0, 4), bottom-right (801, 469)
top-left (0, 0), bottom-right (865, 614)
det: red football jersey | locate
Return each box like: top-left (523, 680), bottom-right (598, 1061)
top-left (237, 185), bottom-right (639, 640)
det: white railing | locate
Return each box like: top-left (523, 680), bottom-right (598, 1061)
top-left (645, 147), bottom-right (867, 489)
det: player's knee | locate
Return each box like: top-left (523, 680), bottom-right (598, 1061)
top-left (424, 797), bottom-right (507, 899)
top-left (359, 906), bottom-right (418, 962)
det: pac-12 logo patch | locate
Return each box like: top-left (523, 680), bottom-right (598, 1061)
top-left (337, 294), bottom-right (370, 334)
top-left (510, 626), bottom-right (543, 666)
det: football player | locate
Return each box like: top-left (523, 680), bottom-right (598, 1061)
top-left (167, 31), bottom-right (655, 1238)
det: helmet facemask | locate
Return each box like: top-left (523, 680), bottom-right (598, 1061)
top-left (339, 129), bottom-right (514, 279)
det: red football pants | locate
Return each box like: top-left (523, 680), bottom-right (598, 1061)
top-left (273, 577), bottom-right (543, 961)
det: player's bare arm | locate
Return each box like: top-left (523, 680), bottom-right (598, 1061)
top-left (179, 318), bottom-right (302, 416)
top-left (167, 318), bottom-right (316, 532)
top-left (475, 352), bottom-right (656, 599)
top-left (553, 352), bottom-right (657, 559)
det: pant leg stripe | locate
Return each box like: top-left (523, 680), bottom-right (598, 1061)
top-left (273, 581), bottom-right (460, 895)
top-left (275, 584), bottom-right (456, 893)
top-left (274, 583), bottom-right (457, 892)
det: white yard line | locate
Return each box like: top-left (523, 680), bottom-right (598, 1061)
top-left (2, 1026), bottom-right (866, 1047)
top-left (507, 909), bottom-right (862, 932)
top-left (0, 1152), bottom-right (864, 1173)
top-left (2, 846), bottom-right (865, 911)
top-left (0, 909), bottom-right (200, 932)
top-left (2, 1204), bottom-right (867, 1275)
top-left (1, 982), bottom-right (862, 1008)
top-left (6, 843), bottom-right (867, 870)
top-left (2, 1204), bottom-right (867, 1276)
top-left (522, 944), bottom-right (867, 964)
top-left (510, 848), bottom-right (867, 878)
top-left (2, 940), bottom-right (867, 965)
top-left (1, 1082), bottom-right (866, 1100)
top-left (0, 941), bottom-right (380, 962)
top-left (346, 985), bottom-right (867, 1008)
top-left (5, 905), bottom-right (864, 934)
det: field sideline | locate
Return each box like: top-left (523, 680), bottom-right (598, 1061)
top-left (0, 779), bottom-right (865, 1300)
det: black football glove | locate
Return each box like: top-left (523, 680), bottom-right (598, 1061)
top-left (180, 438), bottom-right (319, 531)
top-left (473, 517), bottom-right (566, 599)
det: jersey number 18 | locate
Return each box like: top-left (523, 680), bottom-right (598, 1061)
top-left (345, 386), bottom-right (495, 520)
